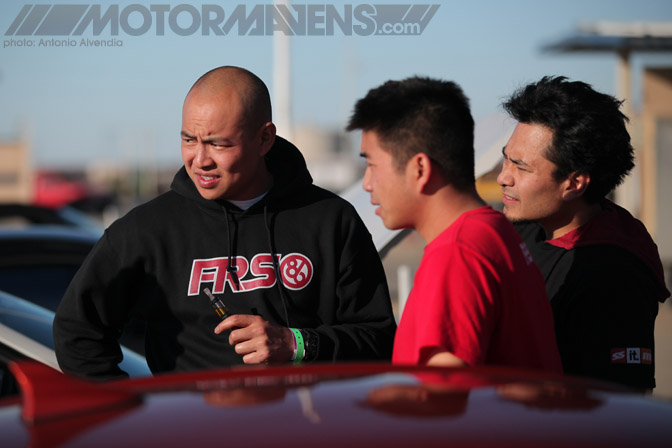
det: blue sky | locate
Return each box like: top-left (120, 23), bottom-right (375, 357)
top-left (1, 0), bottom-right (671, 169)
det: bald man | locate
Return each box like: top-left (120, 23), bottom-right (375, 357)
top-left (54, 66), bottom-right (396, 379)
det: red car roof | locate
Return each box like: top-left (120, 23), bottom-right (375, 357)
top-left (3, 360), bottom-right (672, 447)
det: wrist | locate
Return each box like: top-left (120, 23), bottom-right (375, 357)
top-left (289, 328), bottom-right (305, 364)
top-left (300, 329), bottom-right (318, 362)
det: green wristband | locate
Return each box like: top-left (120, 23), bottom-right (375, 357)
top-left (290, 328), bottom-right (304, 364)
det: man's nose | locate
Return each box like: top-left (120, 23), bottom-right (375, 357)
top-left (194, 144), bottom-right (213, 167)
top-left (497, 162), bottom-right (511, 187)
top-left (362, 167), bottom-right (372, 192)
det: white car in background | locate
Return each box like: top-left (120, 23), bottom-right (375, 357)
top-left (0, 289), bottom-right (150, 397)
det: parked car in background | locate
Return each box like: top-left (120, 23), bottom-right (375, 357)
top-left (0, 205), bottom-right (101, 313)
top-left (32, 171), bottom-right (115, 214)
top-left (0, 226), bottom-right (99, 312)
top-left (0, 203), bottom-right (103, 235)
top-left (2, 358), bottom-right (671, 447)
top-left (0, 289), bottom-right (150, 398)
top-left (0, 224), bottom-right (145, 354)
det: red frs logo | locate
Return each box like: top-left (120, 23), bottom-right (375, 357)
top-left (610, 348), bottom-right (652, 365)
top-left (188, 253), bottom-right (313, 295)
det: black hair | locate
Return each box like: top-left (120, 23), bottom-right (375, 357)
top-left (347, 76), bottom-right (475, 190)
top-left (504, 76), bottom-right (634, 203)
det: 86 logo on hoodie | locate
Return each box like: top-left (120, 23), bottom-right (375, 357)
top-left (279, 253), bottom-right (313, 290)
top-left (188, 253), bottom-right (313, 295)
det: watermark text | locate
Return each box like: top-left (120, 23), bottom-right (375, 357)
top-left (4, 3), bottom-right (440, 38)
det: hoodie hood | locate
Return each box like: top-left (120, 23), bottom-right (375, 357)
top-left (170, 136), bottom-right (313, 212)
top-left (168, 135), bottom-right (316, 327)
top-left (548, 200), bottom-right (670, 302)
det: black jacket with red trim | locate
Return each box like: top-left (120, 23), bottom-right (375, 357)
top-left (54, 137), bottom-right (396, 379)
top-left (516, 200), bottom-right (669, 390)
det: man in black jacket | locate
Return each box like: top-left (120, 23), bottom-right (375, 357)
top-left (54, 66), bottom-right (396, 379)
top-left (497, 76), bottom-right (670, 390)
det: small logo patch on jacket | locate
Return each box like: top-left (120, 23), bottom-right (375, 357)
top-left (611, 348), bottom-right (652, 365)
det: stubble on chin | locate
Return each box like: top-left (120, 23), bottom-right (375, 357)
top-left (501, 207), bottom-right (531, 225)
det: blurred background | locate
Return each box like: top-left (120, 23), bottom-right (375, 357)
top-left (1, 0), bottom-right (671, 397)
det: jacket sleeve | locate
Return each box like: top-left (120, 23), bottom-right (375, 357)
top-left (551, 245), bottom-right (659, 391)
top-left (53, 229), bottom-right (141, 380)
top-left (306, 209), bottom-right (397, 362)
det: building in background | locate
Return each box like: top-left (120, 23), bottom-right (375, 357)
top-left (641, 68), bottom-right (672, 266)
top-left (293, 126), bottom-right (363, 194)
top-left (0, 138), bottom-right (32, 204)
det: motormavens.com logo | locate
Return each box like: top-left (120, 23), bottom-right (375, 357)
top-left (4, 3), bottom-right (440, 37)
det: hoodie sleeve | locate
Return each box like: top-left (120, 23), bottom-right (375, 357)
top-left (305, 209), bottom-right (396, 362)
top-left (53, 229), bottom-right (142, 380)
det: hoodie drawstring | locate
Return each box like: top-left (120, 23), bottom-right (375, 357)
top-left (264, 205), bottom-right (291, 327)
top-left (222, 207), bottom-right (241, 290)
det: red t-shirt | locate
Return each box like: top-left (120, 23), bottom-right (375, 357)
top-left (392, 206), bottom-right (562, 372)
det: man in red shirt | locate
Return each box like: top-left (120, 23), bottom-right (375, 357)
top-left (347, 76), bottom-right (561, 372)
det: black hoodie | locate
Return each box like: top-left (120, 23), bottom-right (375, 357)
top-left (54, 137), bottom-right (396, 379)
top-left (515, 200), bottom-right (669, 390)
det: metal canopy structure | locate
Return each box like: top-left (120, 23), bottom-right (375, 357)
top-left (541, 22), bottom-right (672, 53)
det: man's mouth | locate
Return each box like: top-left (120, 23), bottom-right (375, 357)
top-left (197, 173), bottom-right (220, 187)
top-left (501, 191), bottom-right (519, 203)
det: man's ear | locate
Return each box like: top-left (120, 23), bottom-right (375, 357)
top-left (562, 172), bottom-right (590, 201)
top-left (407, 152), bottom-right (433, 193)
top-left (258, 122), bottom-right (276, 156)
